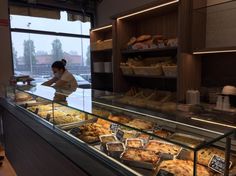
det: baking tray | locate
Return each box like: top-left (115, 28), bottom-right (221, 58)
top-left (106, 142), bottom-right (126, 159)
top-left (145, 140), bottom-right (181, 160)
top-left (120, 150), bottom-right (161, 170)
top-left (125, 138), bottom-right (144, 149)
top-left (168, 133), bottom-right (205, 148)
top-left (59, 118), bottom-right (97, 130)
top-left (99, 134), bottom-right (118, 146)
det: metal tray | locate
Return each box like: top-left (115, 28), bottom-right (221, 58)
top-left (59, 118), bottom-right (97, 130)
top-left (125, 138), bottom-right (144, 149)
top-left (106, 142), bottom-right (126, 159)
top-left (120, 150), bottom-right (160, 170)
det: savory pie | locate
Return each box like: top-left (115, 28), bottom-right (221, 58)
top-left (145, 140), bottom-right (180, 155)
top-left (122, 148), bottom-right (159, 164)
top-left (158, 160), bottom-right (213, 176)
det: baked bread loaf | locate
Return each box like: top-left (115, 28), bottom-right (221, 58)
top-left (127, 37), bottom-right (137, 46)
top-left (136, 35), bottom-right (152, 42)
top-left (158, 160), bottom-right (213, 176)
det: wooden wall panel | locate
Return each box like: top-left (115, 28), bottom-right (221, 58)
top-left (202, 53), bottom-right (236, 87)
top-left (178, 0), bottom-right (202, 101)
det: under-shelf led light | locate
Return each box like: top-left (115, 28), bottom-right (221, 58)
top-left (193, 49), bottom-right (236, 55)
top-left (117, 0), bottom-right (179, 20)
top-left (91, 25), bottom-right (112, 32)
top-left (191, 117), bottom-right (236, 129)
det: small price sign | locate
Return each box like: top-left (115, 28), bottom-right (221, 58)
top-left (110, 123), bottom-right (120, 132)
top-left (116, 129), bottom-right (124, 141)
top-left (157, 169), bottom-right (174, 176)
top-left (208, 155), bottom-right (232, 174)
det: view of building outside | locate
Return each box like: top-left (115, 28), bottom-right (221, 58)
top-left (10, 11), bottom-right (91, 84)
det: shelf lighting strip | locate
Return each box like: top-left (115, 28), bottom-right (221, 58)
top-left (193, 49), bottom-right (236, 55)
top-left (117, 0), bottom-right (179, 20)
top-left (91, 25), bottom-right (112, 32)
top-left (93, 101), bottom-right (223, 135)
top-left (191, 117), bottom-right (236, 129)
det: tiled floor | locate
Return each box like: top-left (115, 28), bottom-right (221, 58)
top-left (0, 150), bottom-right (16, 176)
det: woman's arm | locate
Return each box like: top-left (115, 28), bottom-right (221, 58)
top-left (53, 79), bottom-right (67, 89)
top-left (42, 77), bottom-right (57, 86)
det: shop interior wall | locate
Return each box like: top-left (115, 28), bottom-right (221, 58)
top-left (0, 0), bottom-right (13, 97)
top-left (96, 0), bottom-right (157, 26)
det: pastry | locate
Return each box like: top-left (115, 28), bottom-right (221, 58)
top-left (137, 133), bottom-right (150, 142)
top-left (127, 119), bottom-right (154, 130)
top-left (158, 160), bottom-right (213, 176)
top-left (108, 114), bottom-right (131, 124)
top-left (145, 140), bottom-right (180, 155)
top-left (154, 129), bottom-right (172, 138)
top-left (126, 138), bottom-right (143, 148)
top-left (76, 123), bottom-right (111, 143)
top-left (15, 92), bottom-right (32, 102)
top-left (121, 148), bottom-right (160, 164)
top-left (96, 118), bottom-right (111, 129)
top-left (136, 35), bottom-right (152, 42)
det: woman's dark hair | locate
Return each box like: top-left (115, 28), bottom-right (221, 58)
top-left (51, 59), bottom-right (67, 70)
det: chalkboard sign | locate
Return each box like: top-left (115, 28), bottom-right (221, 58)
top-left (116, 129), bottom-right (124, 141)
top-left (110, 123), bottom-right (120, 132)
top-left (208, 155), bottom-right (232, 174)
top-left (157, 169), bottom-right (174, 176)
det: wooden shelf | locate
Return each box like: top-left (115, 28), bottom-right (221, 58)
top-left (123, 74), bottom-right (177, 79)
top-left (121, 47), bottom-right (177, 57)
top-left (193, 46), bottom-right (236, 55)
top-left (91, 48), bottom-right (112, 53)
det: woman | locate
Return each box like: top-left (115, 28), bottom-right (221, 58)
top-left (42, 59), bottom-right (77, 91)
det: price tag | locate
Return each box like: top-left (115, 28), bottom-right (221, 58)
top-left (46, 114), bottom-right (51, 121)
top-left (157, 169), bottom-right (174, 176)
top-left (110, 123), bottom-right (120, 132)
top-left (24, 103), bottom-right (28, 108)
top-left (116, 129), bottom-right (124, 141)
top-left (35, 108), bottom-right (39, 114)
top-left (208, 155), bottom-right (232, 174)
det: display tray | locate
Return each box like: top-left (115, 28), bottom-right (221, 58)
top-left (57, 117), bottom-right (97, 129)
top-left (120, 150), bottom-right (161, 170)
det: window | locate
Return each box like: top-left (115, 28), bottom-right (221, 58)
top-left (10, 10), bottom-right (91, 85)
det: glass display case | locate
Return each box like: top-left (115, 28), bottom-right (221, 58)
top-left (5, 85), bottom-right (236, 176)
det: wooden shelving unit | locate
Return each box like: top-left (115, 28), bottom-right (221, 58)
top-left (121, 47), bottom-right (177, 57)
top-left (90, 24), bottom-right (114, 92)
top-left (113, 0), bottom-right (179, 93)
